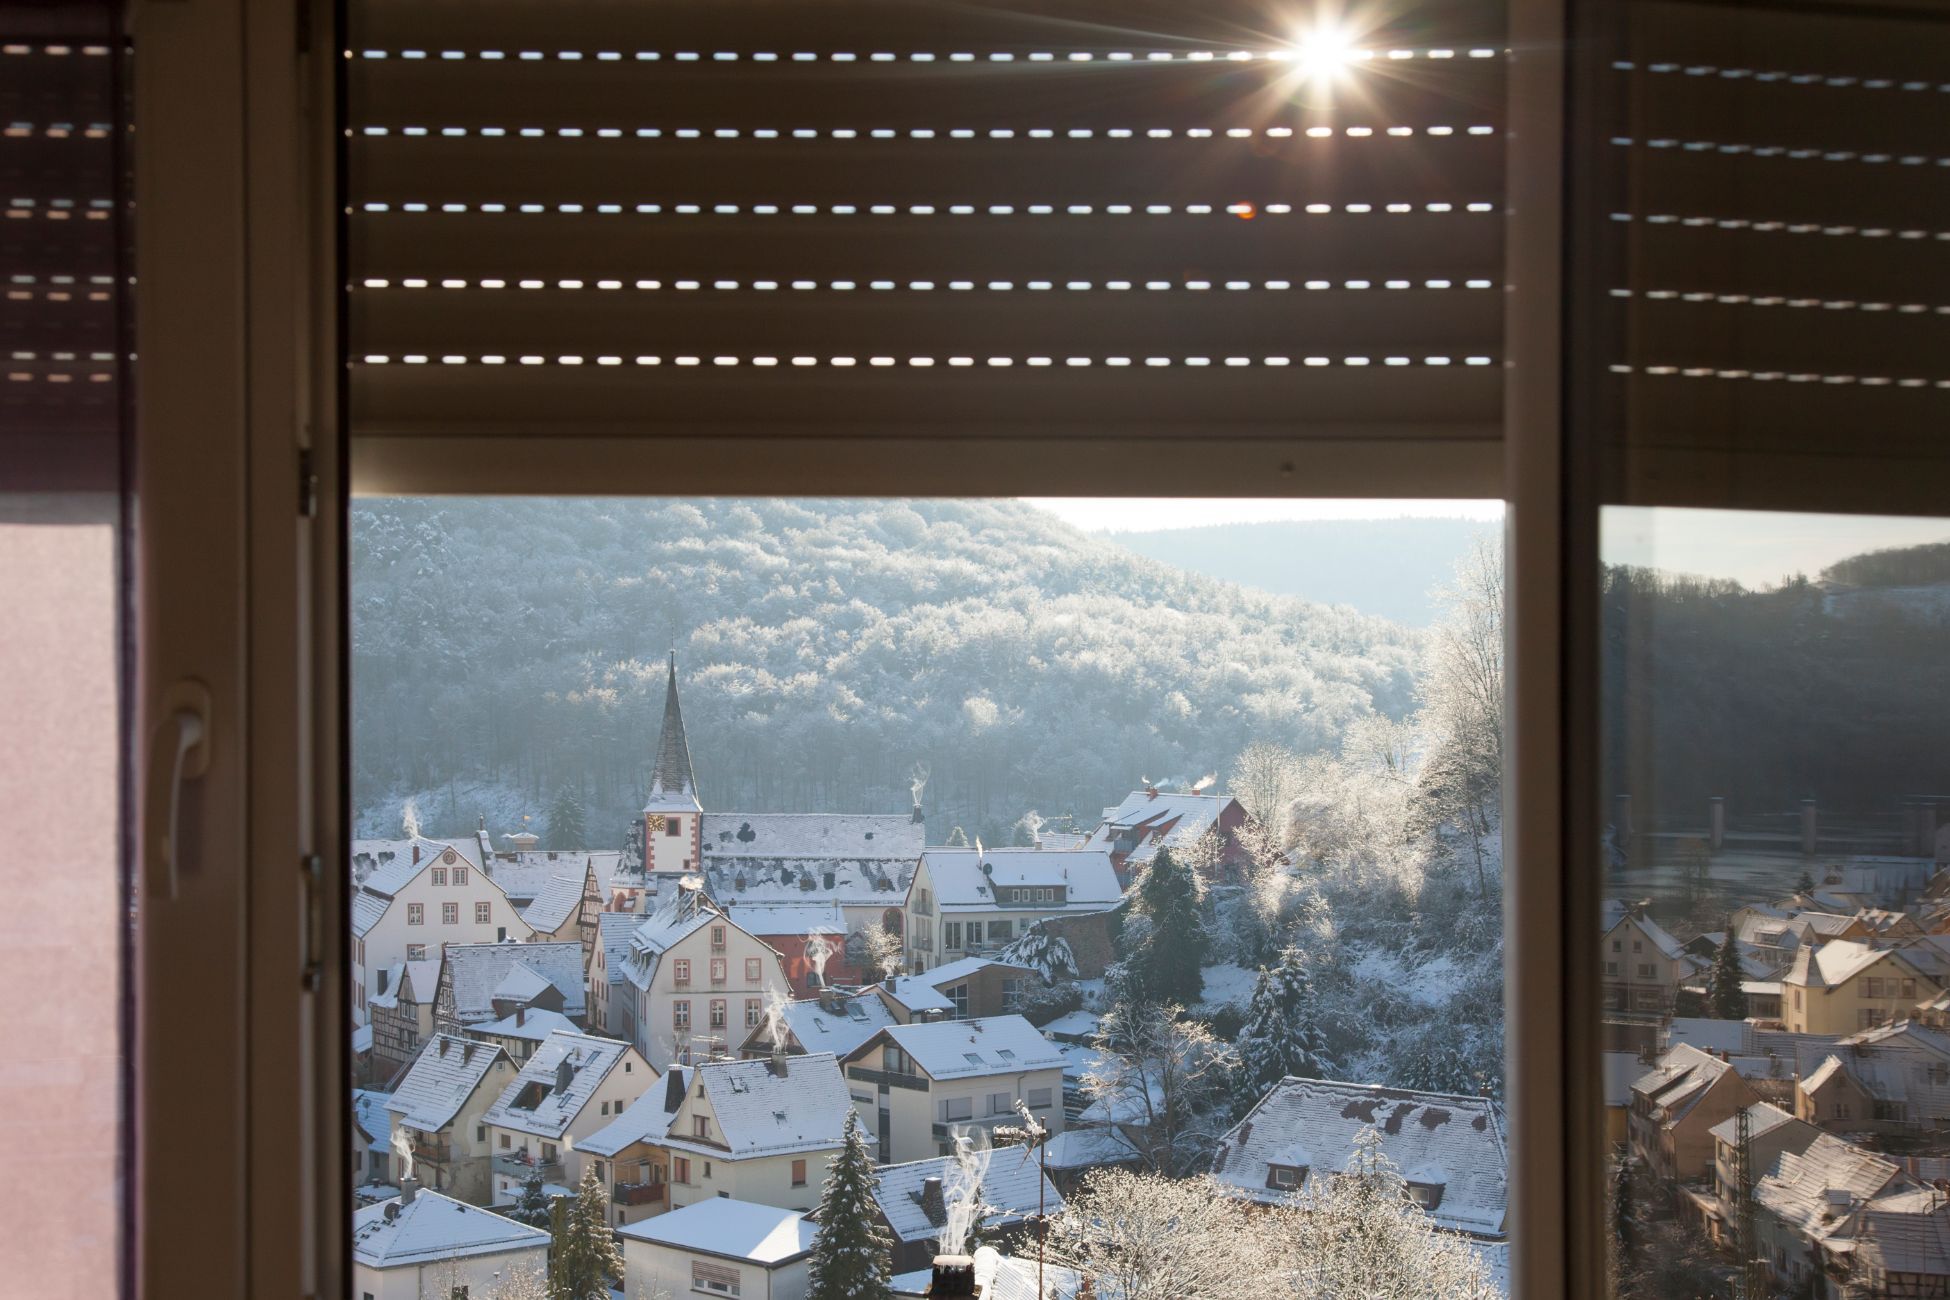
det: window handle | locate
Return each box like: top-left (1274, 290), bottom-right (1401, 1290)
top-left (145, 680), bottom-right (211, 901)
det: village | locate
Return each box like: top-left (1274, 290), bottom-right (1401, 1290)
top-left (346, 654), bottom-right (1514, 1299)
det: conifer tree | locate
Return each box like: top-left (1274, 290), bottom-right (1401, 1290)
top-left (946, 826), bottom-right (969, 847)
top-left (1235, 949), bottom-right (1325, 1111)
top-left (509, 1167), bottom-right (552, 1227)
top-left (807, 1111), bottom-right (894, 1300)
top-left (548, 784), bottom-right (588, 848)
top-left (1796, 868), bottom-right (1817, 896)
top-left (1124, 847), bottom-right (1206, 1006)
top-left (548, 1164), bottom-right (623, 1300)
top-left (1708, 930), bottom-right (1748, 1020)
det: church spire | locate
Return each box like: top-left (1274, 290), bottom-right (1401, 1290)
top-left (645, 649), bottom-right (700, 812)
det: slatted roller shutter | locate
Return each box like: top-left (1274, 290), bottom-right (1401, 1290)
top-left (1584, 0), bottom-right (1950, 506)
top-left (0, 25), bottom-right (126, 488)
top-left (346, 0), bottom-right (1507, 472)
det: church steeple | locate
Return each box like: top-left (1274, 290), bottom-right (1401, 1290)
top-left (644, 650), bottom-right (700, 814)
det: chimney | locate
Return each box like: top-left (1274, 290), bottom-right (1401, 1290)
top-left (516, 1006), bottom-right (525, 1028)
top-left (912, 803), bottom-right (926, 825)
top-left (398, 1176), bottom-right (420, 1206)
top-left (413, 842), bottom-right (422, 866)
top-left (927, 1255), bottom-right (976, 1298)
top-left (918, 1175), bottom-right (947, 1226)
top-left (1709, 797), bottom-right (1726, 852)
top-left (769, 1044), bottom-right (789, 1079)
top-left (664, 1067), bottom-right (687, 1112)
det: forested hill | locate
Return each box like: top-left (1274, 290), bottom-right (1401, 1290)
top-left (353, 498), bottom-right (1424, 847)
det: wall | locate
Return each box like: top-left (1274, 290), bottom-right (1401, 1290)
top-left (488, 1050), bottom-right (658, 1201)
top-left (847, 1043), bottom-right (1064, 1165)
top-left (624, 1238), bottom-right (810, 1300)
top-left (638, 922), bottom-right (791, 1068)
top-left (350, 1244), bottom-right (548, 1300)
top-left (357, 852), bottom-right (532, 1023)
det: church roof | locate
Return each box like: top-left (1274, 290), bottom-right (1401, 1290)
top-left (645, 650), bottom-right (700, 813)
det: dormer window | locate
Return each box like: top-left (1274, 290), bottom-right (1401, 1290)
top-left (1265, 1164), bottom-right (1308, 1190)
top-left (1407, 1182), bottom-right (1447, 1211)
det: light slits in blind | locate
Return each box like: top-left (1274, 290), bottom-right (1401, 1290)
top-left (0, 38), bottom-right (123, 460)
top-left (348, 0), bottom-right (1505, 442)
top-left (1600, 1), bottom-right (1950, 476)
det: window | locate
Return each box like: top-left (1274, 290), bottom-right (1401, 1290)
top-left (600, 1101), bottom-right (610, 1116)
top-left (674, 1001), bottom-right (691, 1030)
top-left (942, 1098), bottom-right (973, 1122)
top-left (542, 1143), bottom-right (556, 1162)
top-left (1602, 962), bottom-right (1619, 976)
top-left (407, 903), bottom-right (423, 926)
top-left (745, 957), bottom-right (762, 983)
top-left (710, 999), bottom-right (727, 1030)
top-left (791, 1158), bottom-right (807, 1187)
top-left (988, 920), bottom-right (1012, 943)
top-left (964, 921), bottom-right (982, 947)
top-left (431, 867), bottom-right (446, 886)
top-left (1027, 1088), bottom-right (1053, 1109)
top-left (711, 926), bottom-right (726, 951)
top-left (1901, 979), bottom-right (1917, 1000)
top-left (406, 944), bottom-right (427, 962)
top-left (988, 1091), bottom-right (1012, 1115)
top-left (946, 984), bottom-right (969, 1018)
top-left (943, 922), bottom-right (961, 952)
top-left (710, 957), bottom-right (727, 985)
top-left (453, 866), bottom-right (467, 885)
top-left (1636, 964), bottom-right (1654, 980)
top-left (673, 959), bottom-right (690, 986)
top-left (442, 902), bottom-right (458, 925)
top-left (695, 1116), bottom-right (712, 1139)
top-left (1865, 977), bottom-right (1883, 999)
top-left (499, 1134), bottom-right (510, 1149)
top-left (692, 1261), bottom-right (740, 1297)
top-left (666, 817), bottom-right (682, 837)
top-left (1632, 940), bottom-right (1643, 954)
top-left (745, 999), bottom-right (762, 1028)
top-left (673, 1157), bottom-right (691, 1185)
top-left (1267, 1165), bottom-right (1307, 1190)
top-left (1611, 940), bottom-right (1621, 953)
top-left (475, 901), bottom-right (491, 924)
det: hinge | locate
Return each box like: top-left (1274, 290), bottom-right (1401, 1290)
top-left (298, 447), bottom-right (318, 518)
top-left (299, 853), bottom-right (324, 992)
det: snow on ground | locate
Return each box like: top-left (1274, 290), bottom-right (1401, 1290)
top-left (1348, 948), bottom-right (1459, 1008)
top-left (1191, 962), bottom-right (1257, 1012)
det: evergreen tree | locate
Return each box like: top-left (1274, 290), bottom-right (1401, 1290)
top-left (508, 1167), bottom-right (551, 1227)
top-left (1796, 868), bottom-right (1817, 895)
top-left (1708, 930), bottom-right (1748, 1020)
top-left (1124, 847), bottom-right (1206, 1006)
top-left (548, 1164), bottom-right (623, 1300)
top-left (807, 1111), bottom-right (894, 1300)
top-left (548, 784), bottom-right (588, 848)
top-left (1234, 949), bottom-right (1325, 1112)
top-left (945, 826), bottom-right (969, 847)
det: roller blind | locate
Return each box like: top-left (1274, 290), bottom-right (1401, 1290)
top-left (1585, 0), bottom-right (1950, 508)
top-left (346, 0), bottom-right (1507, 463)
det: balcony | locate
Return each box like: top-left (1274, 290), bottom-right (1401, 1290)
top-left (493, 1152), bottom-right (564, 1183)
top-left (614, 1181), bottom-right (668, 1208)
top-left (412, 1138), bottom-right (454, 1164)
top-left (847, 1065), bottom-right (930, 1093)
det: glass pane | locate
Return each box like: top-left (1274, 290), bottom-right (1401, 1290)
top-left (1603, 506), bottom-right (1950, 1300)
top-left (349, 497), bottom-right (1512, 1297)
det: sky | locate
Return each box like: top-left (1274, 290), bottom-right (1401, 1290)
top-left (1026, 498), bottom-right (1950, 589)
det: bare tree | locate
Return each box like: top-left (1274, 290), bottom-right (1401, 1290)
top-left (1085, 1003), bottom-right (1238, 1177)
top-left (1046, 1168), bottom-right (1256, 1300)
top-left (1417, 535), bottom-right (1505, 901)
top-left (1229, 741), bottom-right (1308, 836)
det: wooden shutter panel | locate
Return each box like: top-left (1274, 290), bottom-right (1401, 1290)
top-left (1582, 0), bottom-right (1950, 511)
top-left (346, 0), bottom-right (1507, 486)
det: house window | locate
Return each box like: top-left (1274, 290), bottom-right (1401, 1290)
top-left (1407, 1182), bottom-right (1446, 1210)
top-left (1266, 1164), bottom-right (1307, 1189)
top-left (1603, 962), bottom-right (1619, 976)
top-left (692, 1262), bottom-right (740, 1297)
top-left (942, 1097), bottom-right (972, 1122)
top-left (745, 957), bottom-right (763, 982)
top-left (695, 1116), bottom-right (712, 1139)
top-left (988, 920), bottom-right (1012, 943)
top-left (710, 958), bottom-right (727, 985)
top-left (499, 1134), bottom-right (511, 1148)
top-left (666, 817), bottom-right (682, 837)
top-left (965, 921), bottom-right (982, 946)
top-left (442, 902), bottom-right (459, 925)
top-left (1003, 979), bottom-right (1023, 1010)
top-left (431, 867), bottom-right (447, 886)
top-left (943, 923), bottom-right (961, 950)
top-left (711, 925), bottom-right (727, 950)
top-left (1795, 989), bottom-right (1804, 1009)
top-left (791, 1158), bottom-right (807, 1186)
top-left (1611, 940), bottom-right (1621, 952)
top-left (407, 903), bottom-right (424, 926)
top-left (746, 998), bottom-right (762, 1028)
top-left (1865, 977), bottom-right (1883, 999)
top-left (673, 959), bottom-right (690, 985)
top-left (673, 1157), bottom-right (691, 1184)
top-left (406, 944), bottom-right (427, 962)
top-left (946, 984), bottom-right (969, 1018)
top-left (1027, 1088), bottom-right (1053, 1109)
top-left (542, 1143), bottom-right (557, 1161)
top-left (1633, 940), bottom-right (1643, 953)
top-left (476, 901), bottom-right (492, 924)
top-left (710, 999), bottom-right (727, 1030)
top-left (1636, 964), bottom-right (1654, 979)
top-left (1904, 979), bottom-right (1918, 999)
top-left (988, 1091), bottom-right (1011, 1115)
top-left (453, 866), bottom-right (467, 885)
top-left (674, 1001), bottom-right (691, 1029)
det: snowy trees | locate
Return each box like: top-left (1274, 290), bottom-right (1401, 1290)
top-left (547, 1164), bottom-right (623, 1300)
top-left (1416, 536), bottom-right (1504, 902)
top-left (1708, 930), bottom-right (1748, 1020)
top-left (1233, 950), bottom-right (1325, 1111)
top-left (1049, 1150), bottom-right (1500, 1300)
top-left (1087, 1002), bottom-right (1237, 1176)
top-left (508, 1168), bottom-right (551, 1227)
top-left (994, 922), bottom-right (1078, 984)
top-left (806, 1111), bottom-right (894, 1300)
top-left (1120, 847), bottom-right (1206, 1006)
top-left (546, 784), bottom-right (587, 847)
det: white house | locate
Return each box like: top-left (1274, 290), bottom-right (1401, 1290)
top-left (903, 849), bottom-right (1121, 974)
top-left (616, 884), bottom-right (791, 1068)
top-left (435, 940), bottom-right (587, 1032)
top-left (351, 1181), bottom-right (550, 1300)
top-left (519, 857), bottom-right (603, 966)
top-left (480, 1029), bottom-right (658, 1203)
top-left (467, 1007), bottom-right (578, 1066)
top-left (659, 1052), bottom-right (860, 1213)
top-left (621, 1197), bottom-right (816, 1300)
top-left (590, 910), bottom-right (640, 1040)
top-left (384, 1032), bottom-right (518, 1205)
top-left (1213, 1077), bottom-right (1509, 1242)
top-left (571, 1068), bottom-right (690, 1229)
top-left (703, 811), bottom-right (927, 944)
top-left (734, 985), bottom-right (900, 1060)
top-left (871, 1153), bottom-right (1065, 1273)
top-left (351, 836), bottom-right (531, 1026)
top-left (841, 1016), bottom-right (1066, 1165)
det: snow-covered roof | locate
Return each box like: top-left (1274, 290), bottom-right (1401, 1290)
top-left (859, 1016), bottom-right (1065, 1081)
top-left (493, 962), bottom-right (554, 1005)
top-left (578, 1069), bottom-right (687, 1158)
top-left (352, 1023), bottom-right (374, 1054)
top-left (1785, 938), bottom-right (1924, 990)
top-left (1086, 790), bottom-right (1238, 870)
top-left (484, 850), bottom-right (619, 906)
top-left (664, 1053), bottom-right (859, 1160)
top-left (1598, 901), bottom-right (1688, 960)
top-left (359, 837), bottom-right (481, 898)
top-left (473, 1007), bottom-right (577, 1044)
top-left (1754, 1132), bottom-right (1909, 1243)
top-left (1042, 1125), bottom-right (1143, 1171)
top-left (521, 870), bottom-right (589, 934)
top-left (892, 1249), bottom-right (1090, 1300)
top-left (702, 813), bottom-right (923, 906)
top-left (644, 652), bottom-right (702, 813)
top-left (619, 892), bottom-right (723, 993)
top-left (920, 848), bottom-right (1122, 911)
top-left (387, 1034), bottom-right (512, 1133)
top-left (872, 1154), bottom-right (1064, 1246)
top-left (719, 899), bottom-right (848, 937)
top-left (876, 975), bottom-right (957, 1016)
top-left (618, 1197), bottom-right (815, 1266)
top-left (920, 957), bottom-right (1036, 989)
top-left (1213, 1077), bottom-right (1508, 1238)
top-left (596, 910), bottom-right (638, 985)
top-left (1040, 1009), bottom-right (1102, 1043)
top-left (351, 889), bottom-right (390, 938)
top-left (352, 1189), bottom-right (549, 1268)
top-left (353, 1087), bottom-right (393, 1151)
top-left (1630, 1044), bottom-right (1736, 1126)
top-left (1792, 1023), bottom-right (1950, 1117)
top-left (776, 993), bottom-right (898, 1059)
top-left (443, 941), bottom-right (587, 1023)
top-left (352, 836), bottom-right (477, 890)
top-left (1708, 1102), bottom-right (1809, 1148)
top-left (481, 1030), bottom-right (642, 1139)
